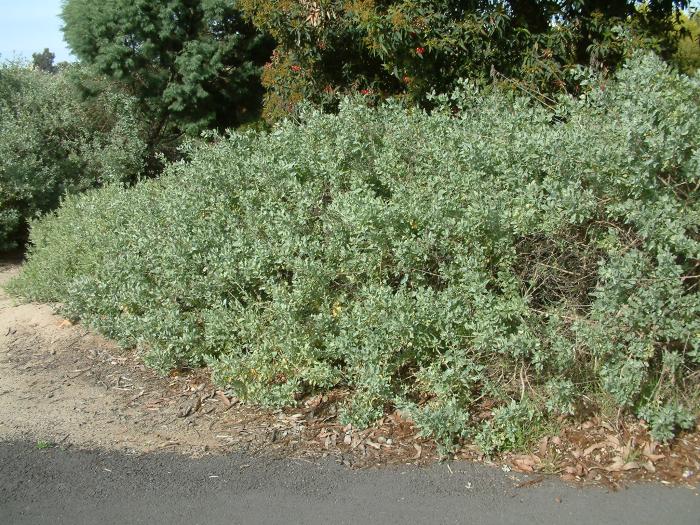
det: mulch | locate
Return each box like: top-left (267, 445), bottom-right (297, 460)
top-left (158, 365), bottom-right (699, 489)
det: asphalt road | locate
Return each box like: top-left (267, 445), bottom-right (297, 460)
top-left (1, 441), bottom-right (698, 525)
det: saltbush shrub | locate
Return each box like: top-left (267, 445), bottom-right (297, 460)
top-left (11, 54), bottom-right (699, 451)
top-left (0, 63), bottom-right (148, 250)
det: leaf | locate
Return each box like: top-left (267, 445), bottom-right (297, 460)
top-left (583, 442), bottom-right (607, 457)
top-left (216, 390), bottom-right (232, 408)
top-left (412, 443), bottom-right (422, 460)
top-left (605, 434), bottom-right (620, 448)
top-left (365, 439), bottom-right (381, 450)
top-left (605, 458), bottom-right (640, 472)
top-left (511, 455), bottom-right (541, 473)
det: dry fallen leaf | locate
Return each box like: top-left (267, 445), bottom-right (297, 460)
top-left (606, 434), bottom-right (621, 448)
top-left (512, 455), bottom-right (541, 473)
top-left (365, 439), bottom-right (381, 450)
top-left (412, 443), bottom-right (422, 460)
top-left (605, 458), bottom-right (640, 472)
top-left (600, 421), bottom-right (615, 432)
top-left (583, 442), bottom-right (607, 457)
top-left (216, 390), bottom-right (232, 408)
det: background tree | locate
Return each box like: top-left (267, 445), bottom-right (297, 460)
top-left (674, 10), bottom-right (700, 73)
top-left (0, 63), bottom-right (148, 250)
top-left (240, 0), bottom-right (692, 121)
top-left (31, 48), bottom-right (57, 74)
top-left (61, 0), bottom-right (274, 138)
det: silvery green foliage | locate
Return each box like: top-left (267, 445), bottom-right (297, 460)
top-left (638, 402), bottom-right (695, 443)
top-left (476, 400), bottom-right (542, 455)
top-left (12, 54), bottom-right (699, 451)
top-left (0, 63), bottom-right (147, 250)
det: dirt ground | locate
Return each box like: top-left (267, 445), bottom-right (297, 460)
top-left (1, 259), bottom-right (699, 488)
top-left (0, 259), bottom-right (220, 455)
top-left (0, 259), bottom-right (437, 465)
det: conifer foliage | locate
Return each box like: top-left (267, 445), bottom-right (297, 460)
top-left (62, 0), bottom-right (274, 135)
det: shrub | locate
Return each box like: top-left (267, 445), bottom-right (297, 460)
top-left (475, 400), bottom-right (544, 456)
top-left (11, 54), bottom-right (699, 451)
top-left (0, 63), bottom-right (148, 250)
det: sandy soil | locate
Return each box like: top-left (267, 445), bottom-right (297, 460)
top-left (0, 260), bottom-right (224, 454)
top-left (0, 260), bottom-right (433, 465)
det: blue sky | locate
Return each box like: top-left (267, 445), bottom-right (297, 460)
top-left (0, 0), bottom-right (73, 63)
top-left (1, 0), bottom-right (699, 65)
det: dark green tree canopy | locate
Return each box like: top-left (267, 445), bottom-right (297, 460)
top-left (240, 0), bottom-right (691, 120)
top-left (61, 0), bottom-right (274, 135)
top-left (32, 48), bottom-right (57, 74)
